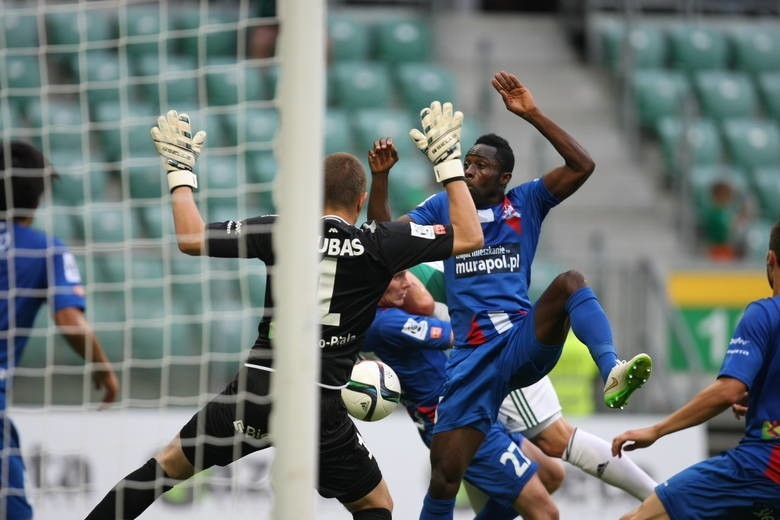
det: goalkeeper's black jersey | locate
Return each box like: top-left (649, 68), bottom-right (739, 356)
top-left (205, 214), bottom-right (454, 387)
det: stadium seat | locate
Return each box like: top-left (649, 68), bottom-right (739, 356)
top-left (205, 59), bottom-right (266, 107)
top-left (666, 24), bottom-right (729, 73)
top-left (693, 70), bottom-right (758, 121)
top-left (749, 167), bottom-right (780, 220)
top-left (721, 118), bottom-right (780, 171)
top-left (631, 69), bottom-right (691, 130)
top-left (171, 7), bottom-right (240, 62)
top-left (245, 150), bottom-right (277, 185)
top-left (2, 12), bottom-right (39, 48)
top-left (330, 61), bottom-right (393, 110)
top-left (395, 63), bottom-right (456, 114)
top-left (654, 118), bottom-right (721, 182)
top-left (84, 206), bottom-right (128, 244)
top-left (135, 55), bottom-right (199, 108)
top-left (50, 154), bottom-right (108, 207)
top-left (351, 108), bottom-right (418, 158)
top-left (756, 72), bottom-right (780, 120)
top-left (729, 26), bottom-right (780, 75)
top-left (199, 154), bottom-right (240, 216)
top-left (223, 107), bottom-right (278, 148)
top-left (375, 18), bottom-right (432, 63)
top-left (45, 8), bottom-right (116, 46)
top-left (597, 20), bottom-right (667, 74)
top-left (325, 109), bottom-right (355, 154)
top-left (328, 15), bottom-right (371, 62)
top-left (2, 54), bottom-right (42, 89)
top-left (387, 157), bottom-right (437, 212)
top-left (91, 251), bottom-right (126, 283)
top-left (125, 158), bottom-right (166, 200)
top-left (122, 4), bottom-right (165, 65)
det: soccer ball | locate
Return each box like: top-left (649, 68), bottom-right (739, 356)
top-left (341, 360), bottom-right (401, 422)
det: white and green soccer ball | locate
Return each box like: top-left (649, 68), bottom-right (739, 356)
top-left (342, 360), bottom-right (402, 422)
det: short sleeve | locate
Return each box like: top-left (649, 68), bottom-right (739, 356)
top-left (718, 302), bottom-right (771, 389)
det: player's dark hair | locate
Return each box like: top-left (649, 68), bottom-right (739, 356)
top-left (0, 141), bottom-right (52, 215)
top-left (475, 133), bottom-right (514, 173)
top-left (324, 152), bottom-right (366, 209)
top-left (770, 222), bottom-right (780, 257)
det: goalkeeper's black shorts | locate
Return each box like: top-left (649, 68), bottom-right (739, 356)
top-left (179, 365), bottom-right (383, 504)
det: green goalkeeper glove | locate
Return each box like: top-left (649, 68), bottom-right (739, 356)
top-left (150, 110), bottom-right (207, 192)
top-left (408, 101), bottom-right (465, 184)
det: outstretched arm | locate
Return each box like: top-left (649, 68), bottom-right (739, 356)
top-left (492, 71), bottom-right (595, 201)
top-left (612, 376), bottom-right (747, 457)
top-left (54, 307), bottom-right (119, 405)
top-left (367, 137), bottom-right (398, 222)
top-left (151, 110), bottom-right (208, 255)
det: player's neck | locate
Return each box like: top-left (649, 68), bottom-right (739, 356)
top-left (321, 207), bottom-right (357, 225)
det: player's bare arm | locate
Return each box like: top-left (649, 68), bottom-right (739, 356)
top-left (612, 376), bottom-right (747, 457)
top-left (493, 70), bottom-right (595, 201)
top-left (367, 137), bottom-right (398, 222)
top-left (54, 306), bottom-right (119, 404)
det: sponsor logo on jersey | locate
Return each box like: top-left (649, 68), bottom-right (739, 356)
top-left (317, 237), bottom-right (365, 257)
top-left (762, 420), bottom-right (780, 440)
top-left (432, 224), bottom-right (446, 235)
top-left (401, 317), bottom-right (428, 340)
top-left (430, 326), bottom-right (442, 339)
top-left (233, 420), bottom-right (271, 445)
top-left (725, 348), bottom-right (750, 357)
top-left (409, 223), bottom-right (436, 239)
top-left (730, 337), bottom-right (750, 346)
top-left (226, 220), bottom-right (243, 236)
top-left (454, 243), bottom-right (521, 278)
top-left (319, 333), bottom-right (357, 349)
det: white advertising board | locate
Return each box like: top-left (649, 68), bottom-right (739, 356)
top-left (11, 408), bottom-right (707, 519)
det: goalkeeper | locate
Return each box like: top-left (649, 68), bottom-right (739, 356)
top-left (0, 141), bottom-right (119, 520)
top-left (86, 100), bottom-right (483, 519)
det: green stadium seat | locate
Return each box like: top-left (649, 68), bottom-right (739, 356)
top-left (721, 118), bottom-right (780, 170)
top-left (729, 26), bottom-right (780, 75)
top-left (70, 50), bottom-right (123, 110)
top-left (223, 107), bottom-right (278, 148)
top-left (375, 19), bottom-right (432, 63)
top-left (125, 158), bottom-right (166, 200)
top-left (597, 20), bottom-right (667, 74)
top-left (325, 109), bottom-right (355, 154)
top-left (328, 16), bottom-right (371, 62)
top-left (330, 61), bottom-right (392, 110)
top-left (654, 118), bottom-right (721, 182)
top-left (693, 71), bottom-right (758, 121)
top-left (749, 167), bottom-right (780, 220)
top-left (135, 206), bottom-right (172, 240)
top-left (244, 150), bottom-right (277, 191)
top-left (756, 72), bottom-right (780, 120)
top-left (351, 108), bottom-right (417, 158)
top-left (2, 12), bottom-right (39, 48)
top-left (2, 54), bottom-right (42, 89)
top-left (135, 56), bottom-right (199, 108)
top-left (200, 154), bottom-right (240, 215)
top-left (205, 59), bottom-right (266, 107)
top-left (85, 206), bottom-right (128, 244)
top-left (122, 4), bottom-right (164, 64)
top-left (171, 8), bottom-right (240, 62)
top-left (45, 8), bottom-right (115, 46)
top-left (387, 157), bottom-right (437, 212)
top-left (631, 69), bottom-right (691, 130)
top-left (395, 63), bottom-right (456, 114)
top-left (666, 24), bottom-right (729, 72)
top-left (50, 154), bottom-right (108, 207)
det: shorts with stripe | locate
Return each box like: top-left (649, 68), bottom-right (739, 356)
top-left (434, 307), bottom-right (564, 435)
top-left (498, 376), bottom-right (563, 439)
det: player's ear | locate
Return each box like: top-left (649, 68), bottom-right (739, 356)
top-left (357, 191), bottom-right (368, 214)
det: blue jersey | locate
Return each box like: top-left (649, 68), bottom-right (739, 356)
top-left (0, 222), bottom-right (85, 410)
top-left (362, 307), bottom-right (452, 421)
top-left (408, 179), bottom-right (559, 347)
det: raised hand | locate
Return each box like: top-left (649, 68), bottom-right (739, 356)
top-left (368, 137), bottom-right (399, 174)
top-left (408, 100), bottom-right (465, 184)
top-left (492, 71), bottom-right (538, 118)
top-left (151, 110), bottom-right (207, 191)
top-left (611, 425), bottom-right (660, 458)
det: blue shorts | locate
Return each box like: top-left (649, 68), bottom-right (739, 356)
top-left (463, 424), bottom-right (537, 507)
top-left (1, 416), bottom-right (33, 520)
top-left (656, 450), bottom-right (780, 519)
top-left (434, 307), bottom-right (563, 435)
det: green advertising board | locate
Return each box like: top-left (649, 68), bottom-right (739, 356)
top-left (667, 271), bottom-right (769, 372)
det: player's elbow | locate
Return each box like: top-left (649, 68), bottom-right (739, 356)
top-left (452, 235), bottom-right (483, 256)
top-left (176, 239), bottom-right (203, 256)
top-left (717, 377), bottom-right (748, 405)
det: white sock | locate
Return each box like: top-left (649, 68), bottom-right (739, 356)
top-left (562, 427), bottom-right (657, 500)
